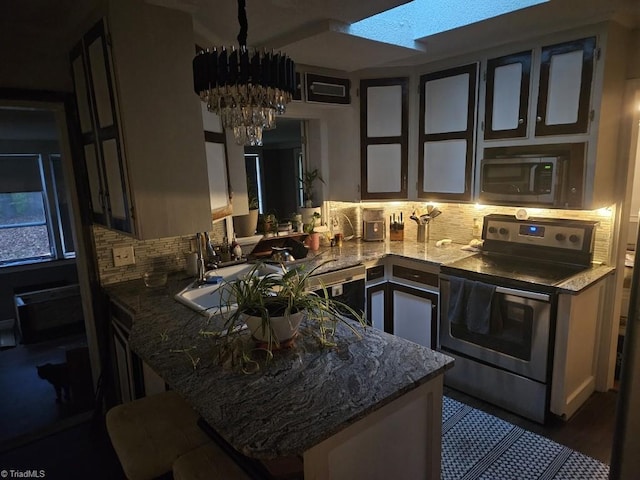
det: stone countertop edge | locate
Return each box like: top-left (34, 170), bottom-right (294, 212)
top-left (125, 305), bottom-right (454, 459)
top-left (556, 264), bottom-right (616, 294)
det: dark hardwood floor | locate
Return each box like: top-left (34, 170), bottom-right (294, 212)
top-left (0, 414), bottom-right (125, 480)
top-left (0, 333), bottom-right (91, 446)
top-left (445, 386), bottom-right (618, 465)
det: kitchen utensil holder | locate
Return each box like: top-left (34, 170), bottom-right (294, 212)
top-left (417, 224), bottom-right (426, 242)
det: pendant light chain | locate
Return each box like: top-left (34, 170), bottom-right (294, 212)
top-left (237, 0), bottom-right (248, 48)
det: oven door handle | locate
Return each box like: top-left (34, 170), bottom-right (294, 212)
top-left (495, 286), bottom-right (550, 302)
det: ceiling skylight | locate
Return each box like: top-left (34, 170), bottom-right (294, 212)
top-left (349, 0), bottom-right (548, 50)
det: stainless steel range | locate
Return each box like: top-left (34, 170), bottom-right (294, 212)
top-left (439, 214), bottom-right (598, 423)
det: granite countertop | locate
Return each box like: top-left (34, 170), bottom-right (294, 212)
top-left (108, 278), bottom-right (453, 459)
top-left (298, 238), bottom-right (613, 293)
top-left (131, 313), bottom-right (452, 459)
top-left (278, 238), bottom-right (478, 276)
top-left (104, 238), bottom-right (462, 459)
top-left (555, 264), bottom-right (615, 293)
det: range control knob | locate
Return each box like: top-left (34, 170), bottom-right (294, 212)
top-left (555, 233), bottom-right (566, 242)
top-left (569, 234), bottom-right (580, 244)
top-left (488, 226), bottom-right (497, 234)
top-left (499, 227), bottom-right (509, 235)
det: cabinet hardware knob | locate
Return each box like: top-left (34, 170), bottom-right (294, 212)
top-left (518, 118), bottom-right (524, 125)
top-left (536, 116), bottom-right (542, 122)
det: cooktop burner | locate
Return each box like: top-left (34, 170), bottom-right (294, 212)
top-left (442, 253), bottom-right (588, 288)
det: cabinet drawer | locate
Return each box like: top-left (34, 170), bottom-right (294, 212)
top-left (367, 265), bottom-right (385, 282)
top-left (392, 265), bottom-right (438, 288)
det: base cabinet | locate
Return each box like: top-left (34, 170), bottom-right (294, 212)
top-left (365, 260), bottom-right (440, 349)
top-left (110, 301), bottom-right (165, 404)
top-left (388, 284), bottom-right (438, 349)
top-left (551, 280), bottom-right (605, 419)
top-left (366, 283), bottom-right (386, 331)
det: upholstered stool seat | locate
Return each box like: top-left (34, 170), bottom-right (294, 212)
top-left (106, 391), bottom-right (212, 480)
top-left (173, 442), bottom-right (252, 480)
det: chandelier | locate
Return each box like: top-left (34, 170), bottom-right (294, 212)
top-left (192, 0), bottom-right (296, 146)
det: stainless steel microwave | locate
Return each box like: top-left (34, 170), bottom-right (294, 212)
top-left (479, 156), bottom-right (566, 205)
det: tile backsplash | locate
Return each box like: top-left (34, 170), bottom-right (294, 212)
top-left (327, 201), bottom-right (614, 264)
top-left (94, 222), bottom-right (227, 285)
top-left (93, 202), bottom-right (614, 285)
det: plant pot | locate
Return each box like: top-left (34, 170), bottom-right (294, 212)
top-left (233, 209), bottom-right (259, 238)
top-left (298, 206), bottom-right (321, 226)
top-left (243, 310), bottom-right (304, 344)
top-left (306, 232), bottom-right (320, 251)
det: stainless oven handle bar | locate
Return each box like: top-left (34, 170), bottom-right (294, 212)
top-left (494, 286), bottom-right (550, 302)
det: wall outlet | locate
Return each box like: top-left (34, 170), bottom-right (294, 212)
top-left (472, 218), bottom-right (481, 238)
top-left (113, 246), bottom-right (135, 267)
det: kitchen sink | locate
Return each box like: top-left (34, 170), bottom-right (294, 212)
top-left (174, 262), bottom-right (283, 316)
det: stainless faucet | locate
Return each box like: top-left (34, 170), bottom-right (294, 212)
top-left (195, 232), bottom-right (206, 285)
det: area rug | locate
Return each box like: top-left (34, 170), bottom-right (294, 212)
top-left (442, 396), bottom-right (610, 480)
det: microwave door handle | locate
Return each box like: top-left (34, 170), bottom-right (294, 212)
top-left (530, 163), bottom-right (539, 194)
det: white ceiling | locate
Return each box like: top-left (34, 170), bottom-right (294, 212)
top-left (1, 0), bottom-right (638, 77)
top-left (155, 0), bottom-right (640, 72)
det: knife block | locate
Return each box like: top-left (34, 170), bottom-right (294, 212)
top-left (390, 225), bottom-right (404, 241)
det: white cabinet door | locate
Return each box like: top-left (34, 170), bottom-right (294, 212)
top-left (366, 283), bottom-right (386, 331)
top-left (72, 19), bottom-right (133, 234)
top-left (423, 74), bottom-right (470, 134)
top-left (71, 6), bottom-right (213, 238)
top-left (422, 139), bottom-right (467, 194)
top-left (202, 104), bottom-right (231, 220)
top-left (484, 51), bottom-right (532, 139)
top-left (419, 64), bottom-right (477, 201)
top-left (535, 36), bottom-right (596, 136)
top-left (390, 284), bottom-right (438, 349)
top-left (360, 78), bottom-right (408, 200)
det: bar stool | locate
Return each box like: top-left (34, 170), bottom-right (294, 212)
top-left (106, 391), bottom-right (212, 480)
top-left (172, 442), bottom-right (252, 480)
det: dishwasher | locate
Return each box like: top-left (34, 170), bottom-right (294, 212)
top-left (306, 265), bottom-right (366, 320)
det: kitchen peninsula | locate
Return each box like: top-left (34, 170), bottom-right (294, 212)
top-left (104, 236), bottom-right (614, 477)
top-left (107, 264), bottom-right (454, 479)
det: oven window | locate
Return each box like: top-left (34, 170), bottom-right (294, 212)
top-left (451, 298), bottom-right (533, 360)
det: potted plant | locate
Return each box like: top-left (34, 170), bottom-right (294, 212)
top-left (304, 212), bottom-right (322, 250)
top-left (300, 168), bottom-right (324, 208)
top-left (233, 180), bottom-right (260, 237)
top-left (213, 261), bottom-right (366, 354)
top-left (299, 167), bottom-right (324, 226)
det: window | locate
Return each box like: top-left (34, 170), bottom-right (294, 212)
top-left (244, 153), bottom-right (264, 213)
top-left (0, 107), bottom-right (76, 267)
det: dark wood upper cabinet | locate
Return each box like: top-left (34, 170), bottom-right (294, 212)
top-left (360, 77), bottom-right (409, 200)
top-left (418, 63), bottom-right (477, 201)
top-left (484, 50), bottom-right (532, 140)
top-left (535, 36), bottom-right (596, 136)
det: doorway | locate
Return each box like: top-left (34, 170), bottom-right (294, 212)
top-left (244, 118), bottom-right (305, 222)
top-left (0, 96), bottom-right (96, 451)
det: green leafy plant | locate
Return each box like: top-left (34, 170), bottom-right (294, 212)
top-left (207, 261), bottom-right (366, 355)
top-left (304, 212), bottom-right (321, 234)
top-left (300, 168), bottom-right (324, 206)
